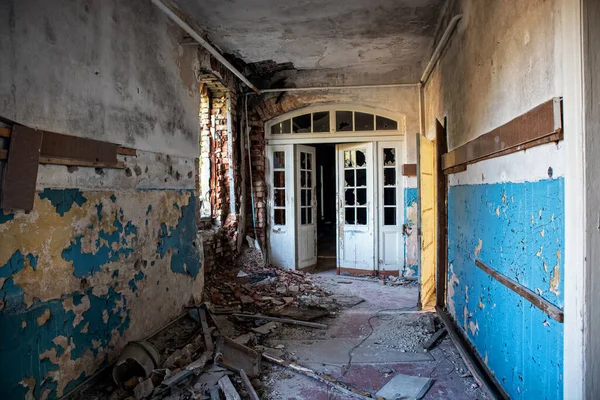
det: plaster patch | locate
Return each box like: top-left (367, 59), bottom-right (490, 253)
top-left (474, 239), bottom-right (482, 257)
top-left (550, 265), bottom-right (561, 295)
top-left (37, 309), bottom-right (51, 326)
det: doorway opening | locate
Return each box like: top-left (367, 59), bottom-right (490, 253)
top-left (314, 144), bottom-right (336, 271)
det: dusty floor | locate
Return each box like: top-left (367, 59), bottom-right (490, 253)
top-left (261, 270), bottom-right (487, 399)
top-left (73, 254), bottom-right (487, 400)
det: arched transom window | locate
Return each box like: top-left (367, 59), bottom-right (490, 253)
top-left (267, 106), bottom-right (401, 136)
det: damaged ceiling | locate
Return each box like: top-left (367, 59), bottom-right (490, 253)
top-left (172, 0), bottom-right (447, 83)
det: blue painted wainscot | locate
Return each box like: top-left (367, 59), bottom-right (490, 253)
top-left (447, 178), bottom-right (564, 400)
top-left (0, 189), bottom-right (201, 399)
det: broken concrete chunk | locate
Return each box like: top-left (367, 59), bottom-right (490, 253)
top-left (133, 378), bottom-right (154, 400)
top-left (240, 295), bottom-right (254, 304)
top-left (233, 333), bottom-right (255, 346)
top-left (250, 322), bottom-right (279, 335)
top-left (162, 349), bottom-right (183, 369)
top-left (237, 271), bottom-right (249, 277)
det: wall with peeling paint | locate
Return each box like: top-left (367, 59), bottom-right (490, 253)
top-left (404, 185), bottom-right (418, 277)
top-left (0, 1), bottom-right (206, 399)
top-left (423, 0), bottom-right (565, 398)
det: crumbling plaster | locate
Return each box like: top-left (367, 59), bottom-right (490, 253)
top-left (421, 0), bottom-right (566, 398)
top-left (173, 0), bottom-right (445, 83)
top-left (0, 0), bottom-right (201, 158)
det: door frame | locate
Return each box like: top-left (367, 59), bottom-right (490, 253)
top-left (266, 135), bottom-right (406, 273)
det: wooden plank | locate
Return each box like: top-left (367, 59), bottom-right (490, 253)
top-left (442, 98), bottom-right (562, 170)
top-left (436, 306), bottom-right (508, 400)
top-left (39, 157), bottom-right (125, 169)
top-left (402, 163), bottom-right (417, 176)
top-left (0, 127), bottom-right (11, 138)
top-left (232, 313), bottom-right (328, 329)
top-left (239, 370), bottom-right (260, 400)
top-left (422, 328), bottom-right (447, 350)
top-left (435, 120), bottom-right (448, 309)
top-left (116, 146), bottom-right (137, 156)
top-left (0, 149), bottom-right (7, 160)
top-left (1, 126), bottom-right (43, 211)
top-left (443, 164), bottom-right (467, 175)
top-left (475, 260), bottom-right (564, 323)
top-left (41, 131), bottom-right (118, 163)
top-left (218, 376), bottom-right (242, 400)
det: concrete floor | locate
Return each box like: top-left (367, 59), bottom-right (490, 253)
top-left (262, 270), bottom-right (487, 399)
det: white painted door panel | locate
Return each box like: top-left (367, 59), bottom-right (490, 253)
top-left (377, 141), bottom-right (405, 274)
top-left (336, 143), bottom-right (375, 272)
top-left (296, 145), bottom-right (317, 269)
top-left (267, 145), bottom-right (296, 269)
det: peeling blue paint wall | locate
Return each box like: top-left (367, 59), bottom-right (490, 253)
top-left (404, 187), bottom-right (418, 276)
top-left (0, 189), bottom-right (201, 399)
top-left (447, 178), bottom-right (564, 399)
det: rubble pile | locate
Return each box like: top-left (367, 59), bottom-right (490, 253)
top-left (203, 248), bottom-right (331, 314)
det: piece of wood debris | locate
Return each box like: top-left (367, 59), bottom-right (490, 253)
top-left (262, 353), bottom-right (381, 400)
top-left (185, 350), bottom-right (213, 373)
top-left (218, 375), bottom-right (242, 400)
top-left (239, 369), bottom-right (260, 400)
top-left (233, 313), bottom-right (328, 329)
top-left (422, 328), bottom-right (447, 351)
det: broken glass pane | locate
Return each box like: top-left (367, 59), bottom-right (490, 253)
top-left (384, 168), bottom-right (396, 186)
top-left (345, 189), bottom-right (355, 206)
top-left (300, 152), bottom-right (306, 169)
top-left (357, 207), bottom-right (367, 225)
top-left (383, 148), bottom-right (395, 166)
top-left (384, 207), bottom-right (396, 225)
top-left (344, 151), bottom-right (355, 168)
top-left (293, 114), bottom-right (312, 133)
top-left (306, 153), bottom-right (312, 170)
top-left (301, 170), bottom-right (306, 187)
top-left (384, 188), bottom-right (396, 206)
top-left (376, 116), bottom-right (398, 130)
top-left (356, 169), bottom-right (367, 187)
top-left (313, 112), bottom-right (330, 132)
top-left (345, 170), bottom-right (355, 187)
top-left (282, 119), bottom-right (292, 134)
top-left (301, 208), bottom-right (307, 224)
top-left (336, 111), bottom-right (353, 131)
top-left (271, 123), bottom-right (281, 135)
top-left (275, 209), bottom-right (285, 225)
top-left (355, 112), bottom-right (374, 131)
top-left (356, 188), bottom-right (367, 205)
top-left (356, 150), bottom-right (366, 167)
top-left (274, 152), bottom-right (285, 169)
top-left (275, 189), bottom-right (285, 206)
top-left (274, 171), bottom-right (285, 188)
top-left (345, 208), bottom-right (355, 224)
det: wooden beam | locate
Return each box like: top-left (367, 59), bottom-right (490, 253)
top-left (402, 163), bottom-right (417, 176)
top-left (442, 98), bottom-right (563, 171)
top-left (0, 127), bottom-right (11, 138)
top-left (475, 260), bottom-right (564, 323)
top-left (116, 146), bottom-right (137, 156)
top-left (41, 131), bottom-right (118, 164)
top-left (1, 126), bottom-right (43, 211)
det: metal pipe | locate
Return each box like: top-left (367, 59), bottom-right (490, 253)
top-left (421, 14), bottom-right (463, 84)
top-left (150, 0), bottom-right (261, 94)
top-left (260, 83), bottom-right (418, 93)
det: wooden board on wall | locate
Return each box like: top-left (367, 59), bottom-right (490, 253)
top-left (402, 163), bottom-right (417, 176)
top-left (442, 98), bottom-right (563, 170)
top-left (41, 131), bottom-right (118, 163)
top-left (1, 126), bottom-right (43, 211)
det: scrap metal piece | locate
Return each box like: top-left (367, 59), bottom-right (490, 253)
top-left (232, 313), bottom-right (328, 329)
top-left (262, 352), bottom-right (381, 400)
top-left (218, 376), bottom-right (241, 400)
top-left (422, 328), bottom-right (447, 351)
top-left (215, 336), bottom-right (262, 377)
top-left (188, 307), bottom-right (214, 351)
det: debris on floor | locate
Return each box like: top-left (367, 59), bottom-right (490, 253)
top-left (75, 252), bottom-right (486, 400)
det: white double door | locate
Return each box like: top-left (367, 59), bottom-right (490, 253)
top-left (267, 144), bottom-right (317, 270)
top-left (267, 141), bottom-right (404, 274)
